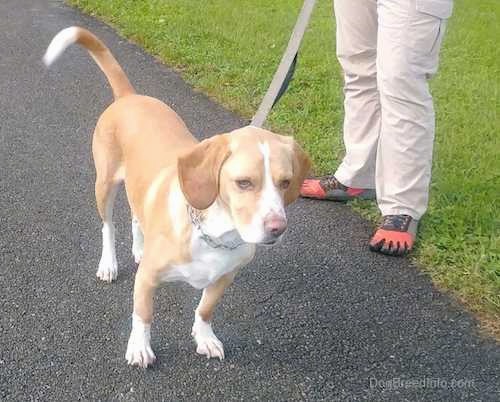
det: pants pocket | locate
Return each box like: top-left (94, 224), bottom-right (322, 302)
top-left (416, 0), bottom-right (454, 19)
top-left (408, 0), bottom-right (453, 76)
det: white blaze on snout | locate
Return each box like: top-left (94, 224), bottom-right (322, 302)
top-left (258, 142), bottom-right (285, 218)
top-left (241, 142), bottom-right (286, 243)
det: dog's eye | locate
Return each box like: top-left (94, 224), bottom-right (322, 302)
top-left (236, 179), bottom-right (253, 190)
top-left (279, 179), bottom-right (291, 190)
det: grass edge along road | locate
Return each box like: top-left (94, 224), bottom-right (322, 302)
top-left (67, 0), bottom-right (499, 335)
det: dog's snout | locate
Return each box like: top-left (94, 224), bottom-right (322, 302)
top-left (264, 214), bottom-right (287, 237)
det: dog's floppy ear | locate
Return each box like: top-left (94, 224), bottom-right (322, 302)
top-left (178, 134), bottom-right (231, 210)
top-left (284, 139), bottom-right (311, 206)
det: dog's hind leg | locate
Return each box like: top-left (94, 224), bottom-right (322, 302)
top-left (131, 216), bottom-right (144, 264)
top-left (95, 179), bottom-right (120, 282)
top-left (93, 127), bottom-right (122, 282)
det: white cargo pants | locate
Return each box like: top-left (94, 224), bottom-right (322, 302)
top-left (333, 0), bottom-right (453, 219)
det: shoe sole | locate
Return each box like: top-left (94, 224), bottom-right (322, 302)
top-left (324, 189), bottom-right (376, 202)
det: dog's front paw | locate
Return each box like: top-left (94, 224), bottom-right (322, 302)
top-left (195, 334), bottom-right (225, 360)
top-left (96, 255), bottom-right (118, 282)
top-left (192, 319), bottom-right (225, 360)
top-left (125, 332), bottom-right (156, 368)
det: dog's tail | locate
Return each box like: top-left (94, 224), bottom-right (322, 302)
top-left (43, 27), bottom-right (135, 100)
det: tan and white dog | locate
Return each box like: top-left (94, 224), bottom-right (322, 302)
top-left (43, 27), bottom-right (310, 368)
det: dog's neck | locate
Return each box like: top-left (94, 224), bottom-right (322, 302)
top-left (187, 201), bottom-right (245, 250)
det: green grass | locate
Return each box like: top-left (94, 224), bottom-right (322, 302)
top-left (68, 0), bottom-right (499, 326)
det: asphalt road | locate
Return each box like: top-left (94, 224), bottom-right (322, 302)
top-left (0, 1), bottom-right (499, 401)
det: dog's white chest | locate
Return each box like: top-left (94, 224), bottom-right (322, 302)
top-left (162, 234), bottom-right (254, 289)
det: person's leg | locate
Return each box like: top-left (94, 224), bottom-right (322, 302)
top-left (333, 0), bottom-right (380, 189)
top-left (301, 0), bottom-right (379, 200)
top-left (371, 0), bottom-right (452, 255)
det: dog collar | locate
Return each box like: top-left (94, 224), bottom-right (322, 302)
top-left (187, 205), bottom-right (246, 250)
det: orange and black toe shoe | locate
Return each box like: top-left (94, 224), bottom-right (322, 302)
top-left (369, 214), bottom-right (418, 256)
top-left (300, 175), bottom-right (375, 202)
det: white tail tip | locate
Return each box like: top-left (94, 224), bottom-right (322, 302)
top-left (43, 26), bottom-right (79, 67)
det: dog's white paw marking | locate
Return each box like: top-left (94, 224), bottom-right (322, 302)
top-left (126, 315), bottom-right (156, 368)
top-left (195, 333), bottom-right (225, 360)
top-left (192, 315), bottom-right (225, 360)
top-left (131, 217), bottom-right (144, 264)
top-left (126, 334), bottom-right (156, 368)
top-left (132, 243), bottom-right (143, 264)
top-left (96, 254), bottom-right (118, 282)
top-left (97, 222), bottom-right (117, 282)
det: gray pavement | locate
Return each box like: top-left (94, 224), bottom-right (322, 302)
top-left (0, 1), bottom-right (499, 400)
